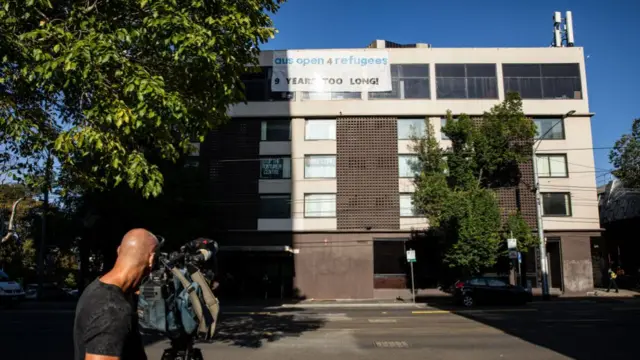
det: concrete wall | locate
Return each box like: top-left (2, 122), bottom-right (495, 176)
top-left (552, 231), bottom-right (599, 293)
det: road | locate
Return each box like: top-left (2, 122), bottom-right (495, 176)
top-left (1, 299), bottom-right (639, 359)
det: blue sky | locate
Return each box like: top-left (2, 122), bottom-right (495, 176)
top-left (264, 0), bottom-right (640, 185)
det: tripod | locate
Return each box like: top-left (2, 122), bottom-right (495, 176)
top-left (161, 335), bottom-right (204, 360)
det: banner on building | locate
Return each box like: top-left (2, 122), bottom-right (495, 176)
top-left (271, 50), bottom-right (392, 92)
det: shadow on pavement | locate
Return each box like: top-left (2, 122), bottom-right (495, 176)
top-left (142, 308), bottom-right (326, 349)
top-left (423, 295), bottom-right (639, 359)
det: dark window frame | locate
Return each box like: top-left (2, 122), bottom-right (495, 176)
top-left (534, 118), bottom-right (566, 140)
top-left (241, 66), bottom-right (295, 102)
top-left (435, 63), bottom-right (499, 99)
top-left (303, 193), bottom-right (337, 218)
top-left (536, 154), bottom-right (569, 178)
top-left (502, 63), bottom-right (583, 100)
top-left (259, 155), bottom-right (292, 180)
top-left (259, 194), bottom-right (291, 219)
top-left (260, 119), bottom-right (291, 142)
top-left (541, 192), bottom-right (572, 217)
top-left (369, 64), bottom-right (431, 100)
top-left (304, 154), bottom-right (337, 179)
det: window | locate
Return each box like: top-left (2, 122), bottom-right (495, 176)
top-left (304, 155), bottom-right (336, 178)
top-left (536, 154), bottom-right (568, 178)
top-left (241, 67), bottom-right (294, 101)
top-left (259, 194), bottom-right (291, 218)
top-left (541, 192), bottom-right (572, 216)
top-left (260, 120), bottom-right (290, 141)
top-left (440, 117), bottom-right (459, 140)
top-left (302, 92), bottom-right (361, 101)
top-left (398, 155), bottom-right (419, 178)
top-left (469, 278), bottom-right (487, 286)
top-left (369, 64), bottom-right (430, 100)
top-left (436, 64), bottom-right (498, 99)
top-left (503, 64), bottom-right (582, 99)
top-left (304, 194), bottom-right (336, 217)
top-left (305, 119), bottom-right (336, 140)
top-left (487, 278), bottom-right (508, 287)
top-left (534, 118), bottom-right (565, 140)
top-left (400, 194), bottom-right (421, 217)
top-left (397, 119), bottom-right (426, 140)
top-left (260, 157), bottom-right (291, 179)
top-left (373, 240), bottom-right (407, 275)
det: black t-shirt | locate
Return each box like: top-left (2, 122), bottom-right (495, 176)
top-left (73, 279), bottom-right (147, 360)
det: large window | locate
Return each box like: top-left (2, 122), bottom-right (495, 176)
top-left (259, 194), bottom-right (291, 218)
top-left (261, 120), bottom-right (290, 141)
top-left (302, 92), bottom-right (361, 101)
top-left (260, 157), bottom-right (292, 179)
top-left (369, 64), bottom-right (430, 100)
top-left (304, 155), bottom-right (336, 178)
top-left (305, 119), bottom-right (336, 140)
top-left (400, 194), bottom-right (421, 217)
top-left (541, 192), bottom-right (572, 216)
top-left (373, 240), bottom-right (407, 276)
top-left (436, 64), bottom-right (498, 99)
top-left (397, 119), bottom-right (426, 140)
top-left (503, 64), bottom-right (582, 99)
top-left (241, 67), bottom-right (294, 101)
top-left (536, 154), bottom-right (568, 178)
top-left (304, 193), bottom-right (336, 218)
top-left (534, 118), bottom-right (565, 140)
top-left (399, 155), bottom-right (419, 178)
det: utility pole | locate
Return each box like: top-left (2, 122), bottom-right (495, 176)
top-left (37, 151), bottom-right (53, 299)
top-left (533, 110), bottom-right (575, 301)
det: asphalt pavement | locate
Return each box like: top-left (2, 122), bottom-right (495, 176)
top-left (1, 299), bottom-right (639, 359)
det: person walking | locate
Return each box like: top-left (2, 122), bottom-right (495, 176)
top-left (606, 265), bottom-right (619, 293)
top-left (73, 229), bottom-right (160, 360)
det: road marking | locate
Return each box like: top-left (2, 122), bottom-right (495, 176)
top-left (368, 319), bottom-right (398, 323)
top-left (412, 310), bottom-right (451, 314)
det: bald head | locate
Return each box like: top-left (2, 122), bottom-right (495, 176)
top-left (115, 228), bottom-right (159, 274)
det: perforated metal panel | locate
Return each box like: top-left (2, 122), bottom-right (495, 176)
top-left (204, 119), bottom-right (261, 230)
top-left (336, 117), bottom-right (400, 230)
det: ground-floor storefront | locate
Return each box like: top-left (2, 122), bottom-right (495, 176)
top-left (213, 230), bottom-right (601, 300)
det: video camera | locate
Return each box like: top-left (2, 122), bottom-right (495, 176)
top-left (138, 237), bottom-right (220, 360)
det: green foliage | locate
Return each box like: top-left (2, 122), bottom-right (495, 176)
top-left (1, 0), bottom-right (285, 198)
top-left (504, 212), bottom-right (537, 253)
top-left (610, 118), bottom-right (640, 188)
top-left (411, 93), bottom-right (536, 274)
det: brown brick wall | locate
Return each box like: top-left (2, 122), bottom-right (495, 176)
top-left (204, 119), bottom-right (260, 230)
top-left (336, 117), bottom-right (400, 230)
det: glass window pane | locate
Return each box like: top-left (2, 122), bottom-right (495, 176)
top-left (540, 64), bottom-right (580, 77)
top-left (466, 64), bottom-right (496, 77)
top-left (399, 194), bottom-right (418, 217)
top-left (403, 79), bottom-right (430, 99)
top-left (534, 119), bottom-right (564, 140)
top-left (259, 195), bottom-right (291, 218)
top-left (397, 119), bottom-right (426, 140)
top-left (467, 77), bottom-right (498, 99)
top-left (542, 193), bottom-right (571, 216)
top-left (305, 119), bottom-right (336, 140)
top-left (304, 194), bottom-right (336, 217)
top-left (537, 156), bottom-right (551, 177)
top-left (369, 79), bottom-right (401, 99)
top-left (541, 77), bottom-right (582, 99)
top-left (304, 155), bottom-right (336, 178)
top-left (261, 120), bottom-right (290, 141)
top-left (487, 279), bottom-right (508, 287)
top-left (504, 77), bottom-right (543, 99)
top-left (502, 64), bottom-right (541, 77)
top-left (400, 64), bottom-right (429, 77)
top-left (549, 156), bottom-right (567, 177)
top-left (260, 157), bottom-right (291, 179)
top-left (436, 77), bottom-right (467, 99)
top-left (399, 155), bottom-right (418, 178)
top-left (436, 64), bottom-right (465, 77)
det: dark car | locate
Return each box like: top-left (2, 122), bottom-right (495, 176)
top-left (452, 277), bottom-right (532, 307)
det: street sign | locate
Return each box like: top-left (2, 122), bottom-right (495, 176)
top-left (507, 238), bottom-right (517, 250)
top-left (509, 250), bottom-right (518, 260)
top-left (406, 250), bottom-right (416, 263)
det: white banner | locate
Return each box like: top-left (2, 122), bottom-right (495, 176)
top-left (271, 50), bottom-right (392, 92)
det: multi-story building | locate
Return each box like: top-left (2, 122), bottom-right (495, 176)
top-left (199, 40), bottom-right (601, 300)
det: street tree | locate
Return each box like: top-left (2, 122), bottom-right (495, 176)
top-left (1, 0), bottom-right (285, 198)
top-left (411, 93), bottom-right (537, 275)
top-left (610, 118), bottom-right (640, 188)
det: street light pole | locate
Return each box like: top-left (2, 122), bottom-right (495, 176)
top-left (533, 110), bottom-right (575, 301)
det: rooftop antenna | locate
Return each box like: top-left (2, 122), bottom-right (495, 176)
top-left (551, 11), bottom-right (575, 47)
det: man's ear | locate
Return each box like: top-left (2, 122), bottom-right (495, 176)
top-left (117, 246), bottom-right (121, 255)
top-left (148, 252), bottom-right (156, 268)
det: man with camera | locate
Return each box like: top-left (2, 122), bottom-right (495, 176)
top-left (73, 229), bottom-right (160, 360)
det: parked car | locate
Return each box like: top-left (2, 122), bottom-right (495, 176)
top-left (452, 276), bottom-right (532, 307)
top-left (0, 270), bottom-right (26, 306)
top-left (23, 283), bottom-right (77, 301)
